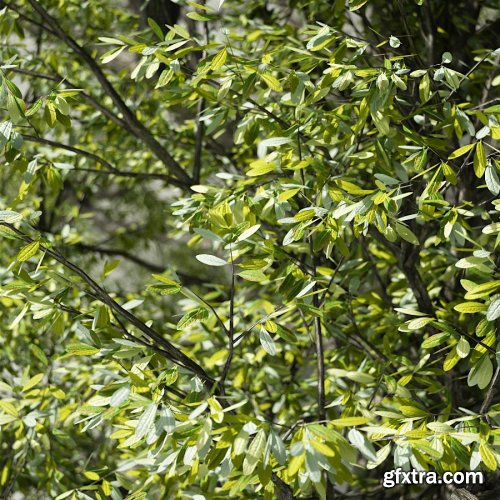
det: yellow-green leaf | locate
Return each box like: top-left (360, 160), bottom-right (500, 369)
top-left (66, 343), bottom-right (100, 356)
top-left (260, 73), bottom-right (282, 92)
top-left (22, 373), bottom-right (44, 392)
top-left (211, 48), bottom-right (227, 71)
top-left (83, 471), bottom-right (100, 481)
top-left (310, 439), bottom-right (335, 457)
top-left (448, 143), bottom-right (475, 160)
top-left (395, 223), bottom-right (419, 245)
top-left (479, 443), bottom-right (497, 471)
top-left (247, 160), bottom-right (276, 176)
top-left (278, 188), bottom-right (300, 203)
top-left (454, 302), bottom-right (487, 313)
top-left (400, 405), bottom-right (427, 417)
top-left (464, 280), bottom-right (500, 300)
top-left (238, 269), bottom-right (267, 282)
top-left (332, 417), bottom-right (371, 427)
top-left (17, 241), bottom-right (40, 262)
top-left (473, 141), bottom-right (487, 177)
top-left (407, 317), bottom-right (433, 330)
top-left (422, 332), bottom-right (450, 349)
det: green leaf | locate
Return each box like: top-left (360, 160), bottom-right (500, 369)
top-left (17, 241), bottom-right (40, 262)
top-left (332, 417), bottom-right (371, 427)
top-left (278, 188), bottom-right (301, 203)
top-left (237, 224), bottom-right (261, 242)
top-left (247, 160), bottom-right (276, 176)
top-left (421, 332), bottom-right (450, 349)
top-left (389, 36), bottom-right (401, 48)
top-left (419, 73), bottom-right (430, 102)
top-left (473, 142), bottom-right (486, 177)
top-left (485, 162), bottom-right (500, 195)
top-left (186, 11), bottom-right (213, 21)
top-left (110, 386), bottom-right (131, 407)
top-left (194, 228), bottom-right (224, 242)
top-left (454, 302), bottom-right (488, 313)
top-left (456, 337), bottom-right (470, 358)
top-left (83, 470), bottom-right (100, 481)
top-left (135, 403), bottom-right (158, 439)
top-left (449, 143), bottom-right (475, 160)
top-left (367, 443), bottom-right (391, 469)
top-left (400, 405), bottom-right (427, 417)
top-left (407, 317), bottom-right (433, 330)
top-left (238, 269), bottom-right (267, 282)
top-left (101, 46), bottom-right (126, 64)
top-left (391, 74), bottom-right (407, 91)
top-left (486, 298), bottom-right (500, 321)
top-left (259, 327), bottom-right (276, 355)
top-left (195, 254), bottom-right (228, 266)
top-left (310, 439), bottom-right (335, 457)
top-left (467, 355), bottom-right (493, 390)
top-left (22, 373), bottom-right (44, 392)
top-left (306, 26), bottom-right (332, 51)
top-left (242, 429), bottom-right (266, 474)
top-left (444, 347), bottom-right (460, 371)
top-left (464, 281), bottom-right (500, 300)
top-left (395, 223), bottom-right (419, 245)
top-left (348, 428), bottom-right (377, 461)
top-left (149, 274), bottom-right (182, 295)
top-left (480, 443), bottom-right (497, 471)
top-left (211, 48), bottom-right (227, 70)
top-left (260, 73), bottom-right (282, 92)
top-left (0, 121), bottom-right (12, 148)
top-left (0, 210), bottom-right (22, 223)
top-left (177, 307), bottom-right (209, 329)
top-left (348, 0), bottom-right (369, 11)
top-left (66, 343), bottom-right (100, 356)
top-left (151, 274), bottom-right (181, 286)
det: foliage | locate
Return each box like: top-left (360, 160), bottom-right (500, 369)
top-left (0, 0), bottom-right (499, 498)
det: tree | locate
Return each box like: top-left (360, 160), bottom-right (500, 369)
top-left (0, 0), bottom-right (499, 498)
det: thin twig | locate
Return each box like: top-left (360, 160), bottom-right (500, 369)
top-left (192, 97), bottom-right (205, 184)
top-left (480, 365), bottom-right (500, 421)
top-left (22, 134), bottom-right (121, 173)
top-left (219, 246), bottom-right (235, 392)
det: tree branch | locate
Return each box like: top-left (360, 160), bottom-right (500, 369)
top-left (25, 0), bottom-right (193, 186)
top-left (1, 222), bottom-right (216, 391)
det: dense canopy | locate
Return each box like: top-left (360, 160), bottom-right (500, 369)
top-left (0, 0), bottom-right (499, 498)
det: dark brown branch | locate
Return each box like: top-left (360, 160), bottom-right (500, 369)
top-left (71, 242), bottom-right (207, 285)
top-left (1, 222), bottom-right (215, 391)
top-left (56, 300), bottom-right (187, 399)
top-left (370, 229), bottom-right (434, 315)
top-left (74, 242), bottom-right (165, 273)
top-left (22, 134), bottom-right (186, 186)
top-left (62, 167), bottom-right (185, 187)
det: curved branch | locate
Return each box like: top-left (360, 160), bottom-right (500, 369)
top-left (1, 222), bottom-right (216, 391)
top-left (25, 0), bottom-right (193, 186)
